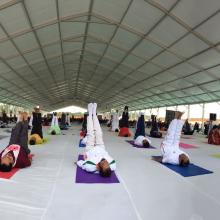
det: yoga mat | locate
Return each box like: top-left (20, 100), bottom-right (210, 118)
top-left (43, 137), bottom-right (49, 143)
top-left (75, 155), bottom-right (119, 184)
top-left (152, 156), bottom-right (213, 177)
top-left (126, 140), bottom-right (156, 149)
top-left (79, 139), bottom-right (86, 148)
top-left (0, 168), bottom-right (20, 179)
top-left (211, 154), bottom-right (220, 158)
top-left (181, 136), bottom-right (193, 139)
top-left (179, 142), bottom-right (197, 149)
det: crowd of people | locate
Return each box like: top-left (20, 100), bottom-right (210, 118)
top-left (0, 103), bottom-right (219, 176)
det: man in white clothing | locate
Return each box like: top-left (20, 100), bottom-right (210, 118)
top-left (111, 110), bottom-right (119, 132)
top-left (134, 135), bottom-right (151, 147)
top-left (134, 113), bottom-right (151, 147)
top-left (77, 103), bottom-right (116, 177)
top-left (154, 111), bottom-right (190, 166)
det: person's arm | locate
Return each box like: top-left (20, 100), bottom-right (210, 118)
top-left (77, 160), bottom-right (97, 172)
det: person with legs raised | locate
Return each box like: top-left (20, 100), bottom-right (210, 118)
top-left (134, 113), bottom-right (151, 147)
top-left (154, 111), bottom-right (190, 166)
top-left (77, 103), bottom-right (116, 177)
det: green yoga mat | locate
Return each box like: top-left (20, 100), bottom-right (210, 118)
top-left (43, 137), bottom-right (49, 144)
top-left (212, 154), bottom-right (220, 158)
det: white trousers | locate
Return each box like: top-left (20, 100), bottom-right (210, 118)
top-left (86, 114), bottom-right (104, 151)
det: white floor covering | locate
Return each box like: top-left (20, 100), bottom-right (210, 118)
top-left (0, 124), bottom-right (219, 220)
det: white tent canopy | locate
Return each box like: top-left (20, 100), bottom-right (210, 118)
top-left (0, 0), bottom-right (220, 111)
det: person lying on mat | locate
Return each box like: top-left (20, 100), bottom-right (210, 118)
top-left (29, 133), bottom-right (43, 145)
top-left (154, 111), bottom-right (190, 166)
top-left (77, 103), bottom-right (116, 177)
top-left (0, 112), bottom-right (32, 172)
top-left (134, 113), bottom-right (151, 147)
top-left (48, 112), bottom-right (61, 135)
top-left (29, 106), bottom-right (43, 139)
top-left (118, 106), bottom-right (131, 137)
top-left (150, 115), bottom-right (162, 138)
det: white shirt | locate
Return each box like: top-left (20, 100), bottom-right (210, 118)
top-left (77, 146), bottom-right (116, 173)
top-left (134, 135), bottom-right (151, 146)
top-left (161, 119), bottom-right (189, 165)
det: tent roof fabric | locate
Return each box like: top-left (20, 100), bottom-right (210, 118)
top-left (0, 0), bottom-right (220, 111)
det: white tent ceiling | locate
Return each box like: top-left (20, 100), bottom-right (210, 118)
top-left (0, 0), bottom-right (220, 111)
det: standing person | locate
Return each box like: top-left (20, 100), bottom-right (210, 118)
top-left (154, 112), bottom-right (190, 166)
top-left (29, 106), bottom-right (43, 139)
top-left (0, 112), bottom-right (32, 172)
top-left (77, 103), bottom-right (116, 177)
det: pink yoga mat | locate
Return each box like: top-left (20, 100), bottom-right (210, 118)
top-left (181, 136), bottom-right (194, 139)
top-left (179, 142), bottom-right (197, 149)
top-left (0, 168), bottom-right (20, 179)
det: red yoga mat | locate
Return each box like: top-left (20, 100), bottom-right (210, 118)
top-left (0, 168), bottom-right (20, 179)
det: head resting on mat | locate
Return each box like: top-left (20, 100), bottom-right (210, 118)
top-left (179, 154), bottom-right (190, 166)
top-left (51, 130), bottom-right (56, 135)
top-left (142, 139), bottom-right (150, 147)
top-left (97, 158), bottom-right (111, 177)
top-left (29, 138), bottom-right (36, 145)
top-left (0, 152), bottom-right (14, 172)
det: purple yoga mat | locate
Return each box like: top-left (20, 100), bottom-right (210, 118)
top-left (179, 142), bottom-right (197, 149)
top-left (75, 155), bottom-right (120, 184)
top-left (126, 140), bottom-right (156, 149)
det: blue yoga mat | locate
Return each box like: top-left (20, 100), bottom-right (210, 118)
top-left (152, 156), bottom-right (213, 177)
top-left (79, 139), bottom-right (86, 148)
